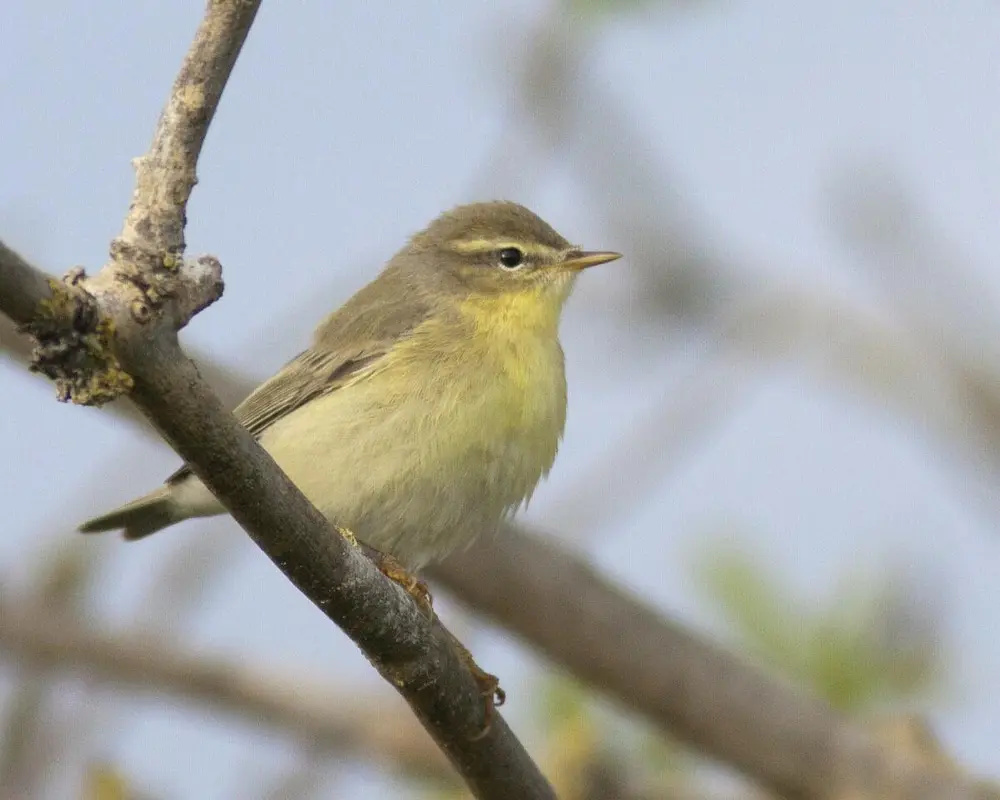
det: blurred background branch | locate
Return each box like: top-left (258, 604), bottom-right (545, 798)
top-left (0, 598), bottom-right (451, 785)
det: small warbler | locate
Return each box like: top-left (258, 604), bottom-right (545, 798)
top-left (79, 202), bottom-right (620, 569)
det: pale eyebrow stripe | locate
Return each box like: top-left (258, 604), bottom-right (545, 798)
top-left (447, 238), bottom-right (560, 258)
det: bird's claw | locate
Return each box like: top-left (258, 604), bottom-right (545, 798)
top-left (362, 540), bottom-right (503, 737)
top-left (374, 551), bottom-right (434, 613)
top-left (450, 637), bottom-right (505, 739)
top-left (467, 664), bottom-right (505, 741)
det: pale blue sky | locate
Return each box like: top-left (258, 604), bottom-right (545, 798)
top-left (2, 2), bottom-right (1000, 797)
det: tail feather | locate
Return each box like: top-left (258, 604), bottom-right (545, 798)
top-left (78, 487), bottom-right (181, 540)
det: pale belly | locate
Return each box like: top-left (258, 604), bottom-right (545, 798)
top-left (255, 344), bottom-right (567, 566)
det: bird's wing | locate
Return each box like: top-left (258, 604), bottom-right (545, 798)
top-left (230, 346), bottom-right (380, 438)
top-left (166, 266), bottom-right (434, 486)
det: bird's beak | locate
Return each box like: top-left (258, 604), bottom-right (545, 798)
top-left (560, 250), bottom-right (623, 271)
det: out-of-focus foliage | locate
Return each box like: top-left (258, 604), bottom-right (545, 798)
top-left (82, 763), bottom-right (132, 800)
top-left (694, 543), bottom-right (943, 711)
top-left (538, 676), bottom-right (693, 799)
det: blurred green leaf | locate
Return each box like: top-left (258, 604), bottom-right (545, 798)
top-left (537, 674), bottom-right (592, 729)
top-left (83, 763), bottom-right (130, 800)
top-left (694, 543), bottom-right (942, 711)
top-left (533, 674), bottom-right (697, 799)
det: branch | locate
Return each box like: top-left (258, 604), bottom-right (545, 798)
top-left (0, 312), bottom-right (249, 424)
top-left (431, 529), bottom-right (1000, 800)
top-left (0, 243), bottom-right (52, 330)
top-left (0, 601), bottom-right (452, 786)
top-left (0, 2), bottom-right (552, 798)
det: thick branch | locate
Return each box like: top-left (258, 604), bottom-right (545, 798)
top-left (115, 334), bottom-right (554, 799)
top-left (0, 242), bottom-right (53, 326)
top-left (0, 602), bottom-right (451, 785)
top-left (0, 1), bottom-right (553, 797)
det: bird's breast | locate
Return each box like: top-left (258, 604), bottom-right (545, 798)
top-left (394, 308), bottom-right (568, 492)
top-left (257, 312), bottom-right (568, 564)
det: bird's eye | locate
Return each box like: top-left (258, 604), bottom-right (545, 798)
top-left (497, 247), bottom-right (525, 270)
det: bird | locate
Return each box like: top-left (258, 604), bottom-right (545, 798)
top-left (80, 201), bottom-right (619, 570)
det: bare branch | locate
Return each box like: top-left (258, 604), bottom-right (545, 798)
top-left (0, 601), bottom-right (452, 786)
top-left (0, 2), bottom-right (553, 797)
top-left (0, 312), bottom-right (249, 420)
top-left (118, 0), bottom-right (260, 258)
top-left (102, 329), bottom-right (555, 799)
top-left (0, 242), bottom-right (53, 328)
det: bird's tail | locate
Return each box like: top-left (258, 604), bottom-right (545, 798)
top-left (78, 487), bottom-right (182, 540)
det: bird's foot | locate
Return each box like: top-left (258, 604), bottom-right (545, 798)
top-left (449, 635), bottom-right (506, 739)
top-left (356, 538), bottom-right (501, 734)
top-left (373, 551), bottom-right (434, 614)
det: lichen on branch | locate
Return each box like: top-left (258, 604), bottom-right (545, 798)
top-left (23, 269), bottom-right (132, 406)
